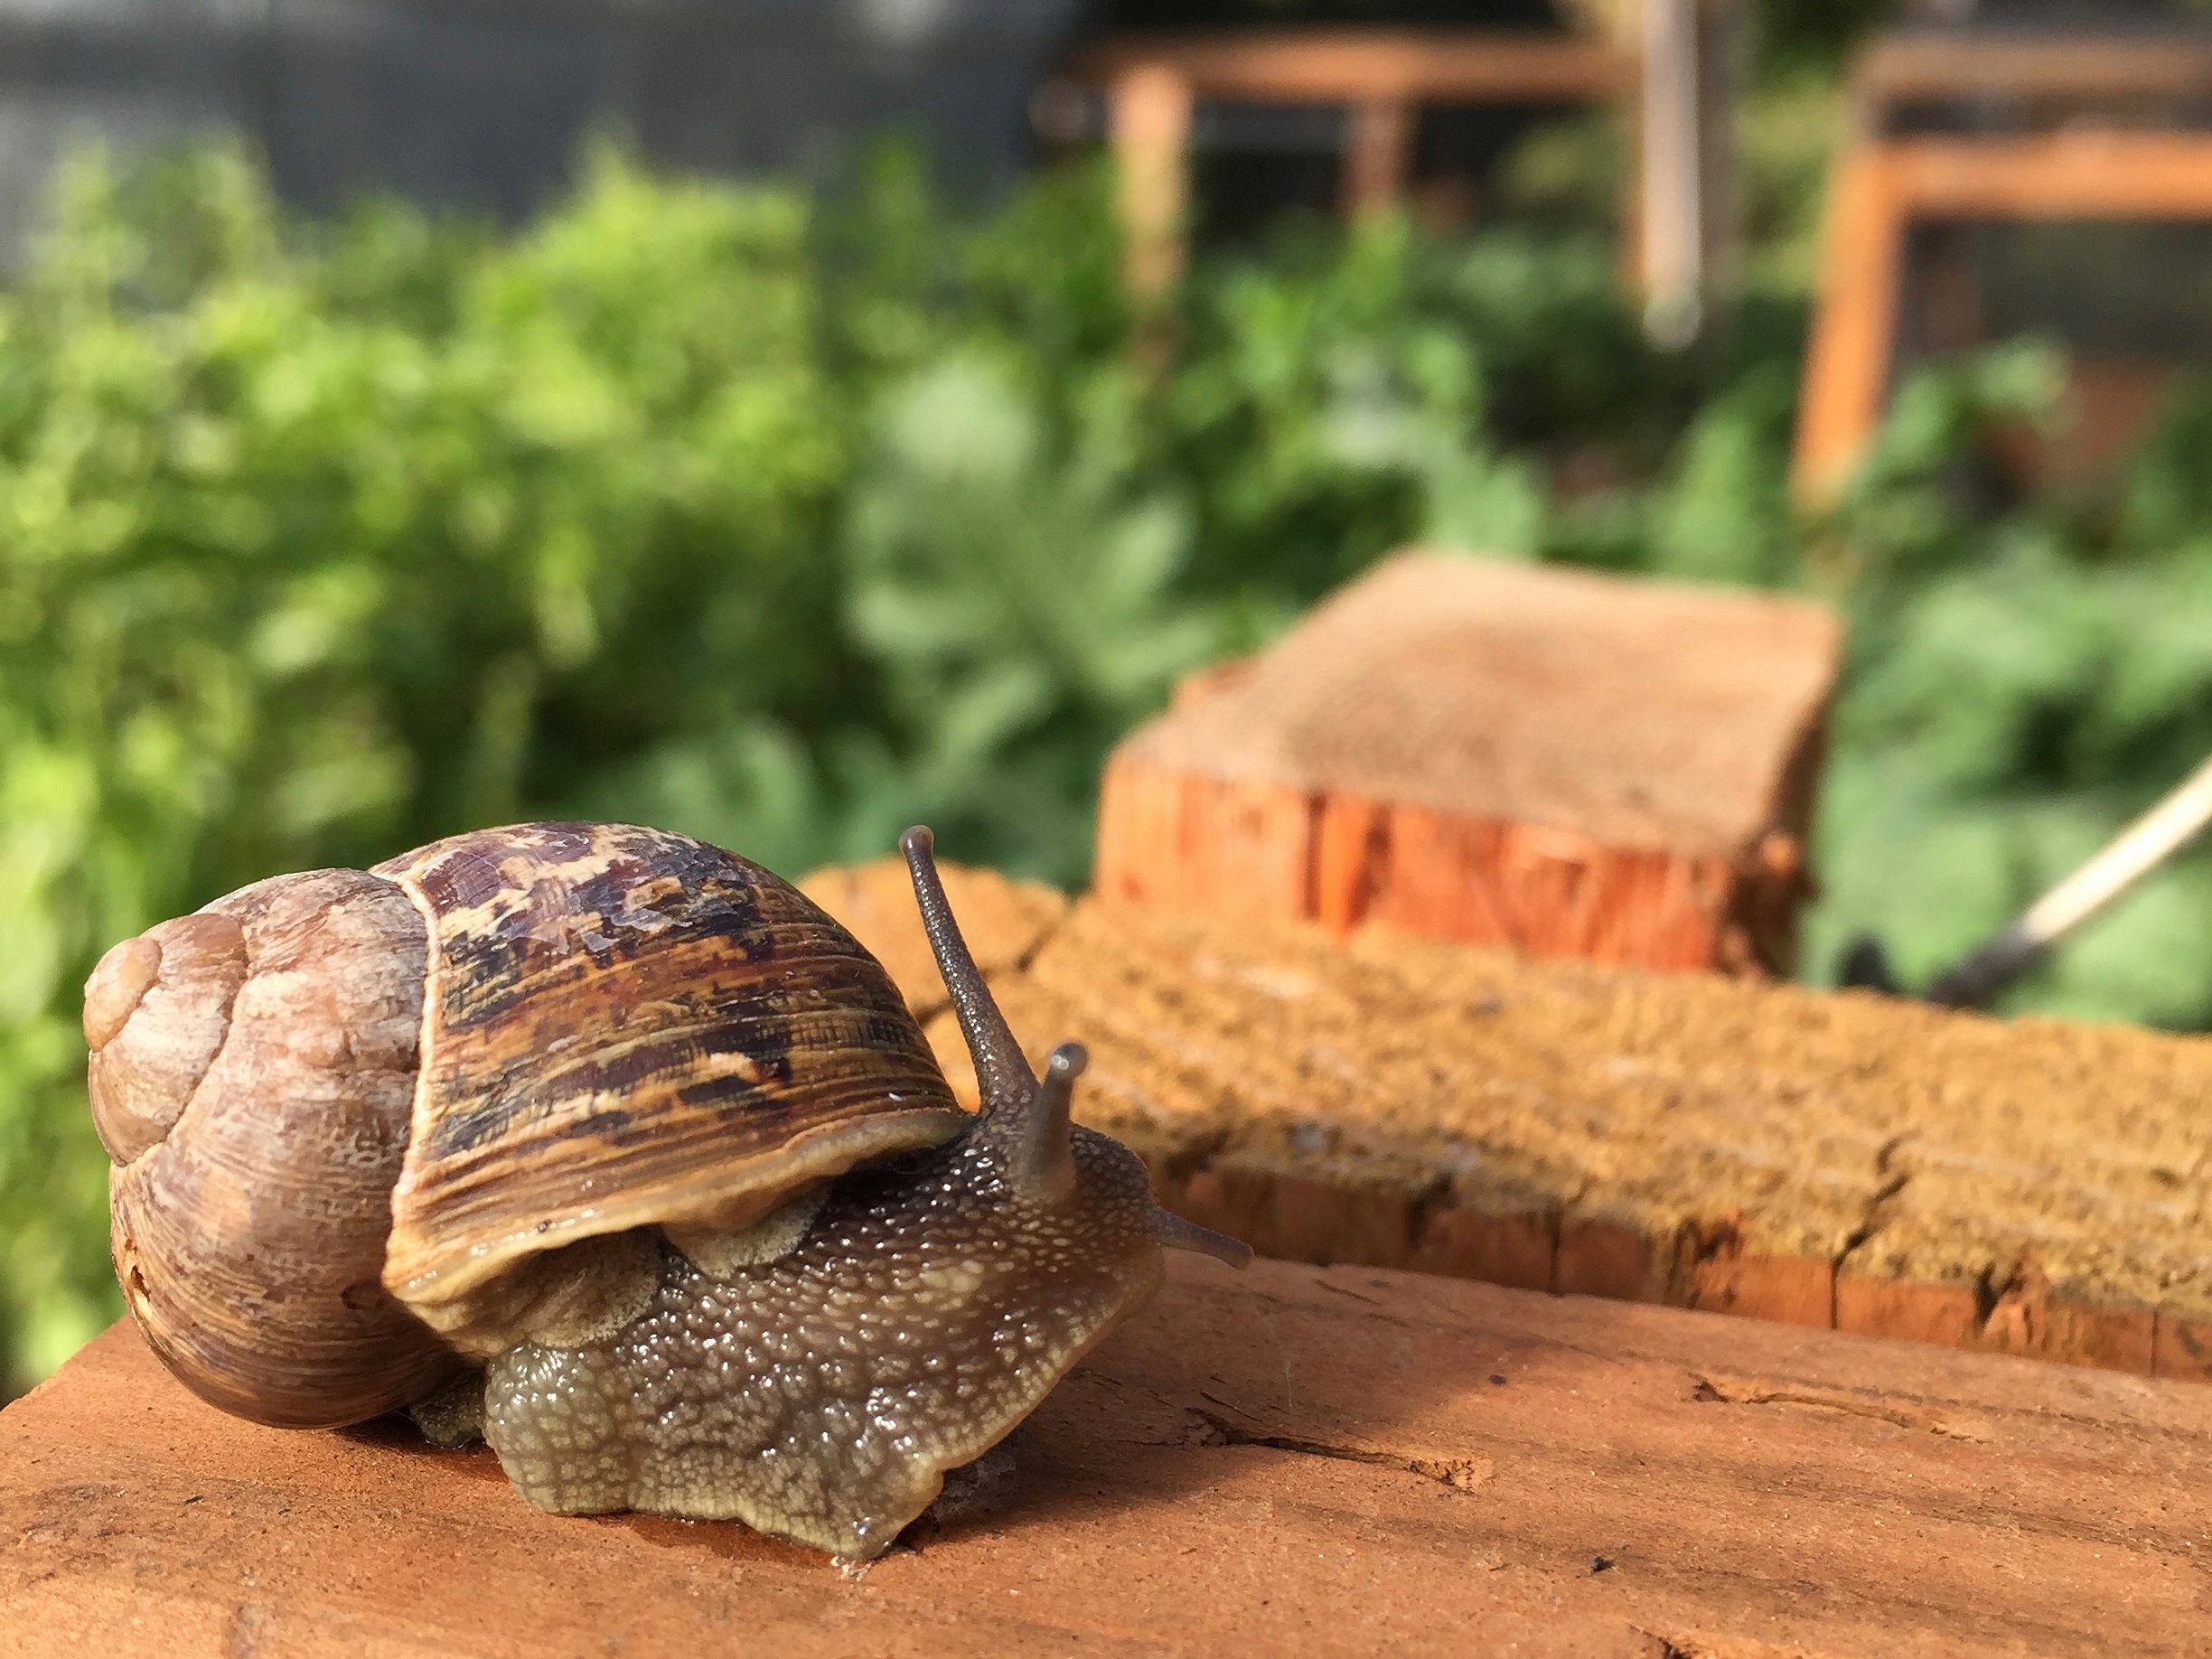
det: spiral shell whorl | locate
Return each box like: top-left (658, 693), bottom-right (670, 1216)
top-left (94, 868), bottom-right (456, 1428)
top-left (86, 913), bottom-right (247, 1165)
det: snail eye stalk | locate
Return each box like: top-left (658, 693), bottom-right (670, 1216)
top-left (900, 825), bottom-right (1037, 1113)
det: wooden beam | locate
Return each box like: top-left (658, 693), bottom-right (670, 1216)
top-left (1795, 131), bottom-right (2212, 497)
top-left (1794, 142), bottom-right (1909, 500)
top-left (1069, 29), bottom-right (1636, 105)
top-left (6, 1261), bottom-right (2210, 1656)
top-left (1881, 131), bottom-right (2212, 220)
top-left (806, 860), bottom-right (2212, 1385)
top-left (1856, 33), bottom-right (2212, 127)
top-left (1107, 61), bottom-right (1194, 301)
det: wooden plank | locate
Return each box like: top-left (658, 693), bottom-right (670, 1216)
top-left (802, 864), bottom-right (2212, 1383)
top-left (5, 1259), bottom-right (2210, 1657)
top-left (1884, 131), bottom-right (2212, 220)
top-left (1855, 33), bottom-right (2212, 122)
top-left (1069, 29), bottom-right (1636, 105)
top-left (1793, 141), bottom-right (1908, 498)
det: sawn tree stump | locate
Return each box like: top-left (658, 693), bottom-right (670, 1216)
top-left (1094, 552), bottom-right (1842, 975)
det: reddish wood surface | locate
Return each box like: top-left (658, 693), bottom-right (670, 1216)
top-left (1093, 554), bottom-right (1839, 975)
top-left (6, 1260), bottom-right (2211, 1657)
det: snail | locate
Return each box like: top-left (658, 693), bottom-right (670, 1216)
top-left (81, 820), bottom-right (1248, 1559)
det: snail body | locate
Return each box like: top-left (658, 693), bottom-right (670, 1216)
top-left (83, 821), bottom-right (1246, 1558)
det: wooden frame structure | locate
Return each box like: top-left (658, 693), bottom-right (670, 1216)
top-left (1795, 130), bottom-right (2212, 496)
top-left (1851, 32), bottom-right (2212, 136)
top-left (1049, 6), bottom-right (1742, 335)
top-left (1795, 32), bottom-right (2212, 496)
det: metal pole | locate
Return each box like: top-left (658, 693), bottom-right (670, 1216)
top-left (1925, 753), bottom-right (2212, 1008)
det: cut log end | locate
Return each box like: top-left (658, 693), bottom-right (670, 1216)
top-left (1095, 552), bottom-right (1841, 975)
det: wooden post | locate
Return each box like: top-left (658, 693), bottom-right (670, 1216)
top-left (1793, 141), bottom-right (1908, 499)
top-left (1108, 61), bottom-right (1193, 302)
top-left (1092, 552), bottom-right (1841, 977)
top-left (1340, 97), bottom-right (1414, 219)
top-left (1636, 0), bottom-right (1743, 344)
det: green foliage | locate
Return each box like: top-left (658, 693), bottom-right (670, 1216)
top-left (1804, 347), bottom-right (2212, 1028)
top-left (6, 138), bottom-right (2212, 1392)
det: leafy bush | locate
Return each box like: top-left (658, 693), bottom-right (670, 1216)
top-left (1808, 349), bottom-right (2212, 1027)
top-left (6, 141), bottom-right (2211, 1390)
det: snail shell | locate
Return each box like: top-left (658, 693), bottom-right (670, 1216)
top-left (87, 822), bottom-right (966, 1427)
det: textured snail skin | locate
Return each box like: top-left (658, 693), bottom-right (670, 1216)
top-left (483, 1122), bottom-right (1166, 1560)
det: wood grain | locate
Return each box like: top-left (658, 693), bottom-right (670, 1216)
top-left (5, 1259), bottom-right (2208, 1657)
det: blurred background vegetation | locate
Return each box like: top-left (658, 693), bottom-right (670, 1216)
top-left (11, 0), bottom-right (2212, 1390)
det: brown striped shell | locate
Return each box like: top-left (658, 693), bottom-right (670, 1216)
top-left (86, 820), bottom-right (969, 1422)
top-left (371, 822), bottom-right (967, 1352)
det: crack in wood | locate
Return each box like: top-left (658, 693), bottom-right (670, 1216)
top-left (1828, 1133), bottom-right (1914, 1327)
top-left (1690, 1375), bottom-right (1992, 1442)
top-left (1186, 1408), bottom-right (1493, 1491)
